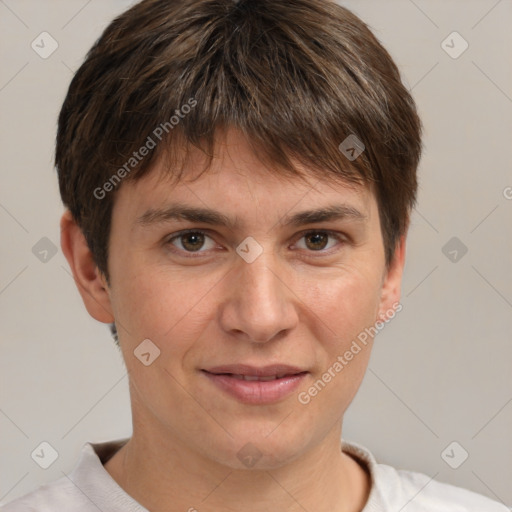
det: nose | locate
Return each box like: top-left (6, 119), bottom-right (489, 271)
top-left (218, 250), bottom-right (299, 343)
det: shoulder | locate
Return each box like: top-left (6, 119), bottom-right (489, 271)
top-left (1, 476), bottom-right (93, 511)
top-left (342, 440), bottom-right (509, 512)
top-left (375, 463), bottom-right (509, 511)
top-left (1, 439), bottom-right (136, 512)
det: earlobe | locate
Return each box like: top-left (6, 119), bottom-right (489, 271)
top-left (60, 210), bottom-right (115, 324)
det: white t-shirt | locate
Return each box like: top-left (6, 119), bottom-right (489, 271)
top-left (2, 438), bottom-right (509, 511)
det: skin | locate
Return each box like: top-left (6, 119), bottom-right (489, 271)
top-left (61, 127), bottom-right (407, 512)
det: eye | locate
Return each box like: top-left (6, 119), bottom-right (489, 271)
top-left (166, 230), bottom-right (217, 253)
top-left (165, 229), bottom-right (345, 257)
top-left (294, 231), bottom-right (344, 252)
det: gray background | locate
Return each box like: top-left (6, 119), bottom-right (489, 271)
top-left (1, 0), bottom-right (511, 508)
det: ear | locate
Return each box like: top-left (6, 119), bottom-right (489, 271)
top-left (376, 232), bottom-right (407, 322)
top-left (60, 210), bottom-right (114, 324)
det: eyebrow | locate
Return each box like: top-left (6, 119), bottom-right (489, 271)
top-left (136, 203), bottom-right (367, 229)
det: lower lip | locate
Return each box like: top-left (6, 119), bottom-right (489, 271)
top-left (202, 371), bottom-right (307, 405)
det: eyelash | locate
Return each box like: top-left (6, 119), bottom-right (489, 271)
top-left (164, 229), bottom-right (347, 258)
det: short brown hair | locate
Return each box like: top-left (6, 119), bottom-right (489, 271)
top-left (56, 0), bottom-right (422, 281)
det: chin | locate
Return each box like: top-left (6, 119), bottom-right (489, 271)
top-left (203, 427), bottom-right (311, 471)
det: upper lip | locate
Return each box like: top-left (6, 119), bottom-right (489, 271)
top-left (203, 364), bottom-right (307, 377)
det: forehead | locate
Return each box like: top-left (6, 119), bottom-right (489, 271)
top-left (116, 128), bottom-right (377, 226)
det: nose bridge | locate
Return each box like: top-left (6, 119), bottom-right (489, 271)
top-left (220, 246), bottom-right (298, 342)
top-left (240, 251), bottom-right (281, 300)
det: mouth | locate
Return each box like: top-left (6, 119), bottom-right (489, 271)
top-left (207, 373), bottom-right (304, 381)
top-left (201, 364), bottom-right (308, 404)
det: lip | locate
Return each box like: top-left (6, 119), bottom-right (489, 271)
top-left (202, 364), bottom-right (308, 405)
top-left (204, 363), bottom-right (306, 377)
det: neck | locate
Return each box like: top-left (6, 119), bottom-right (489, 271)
top-left (104, 420), bottom-right (370, 512)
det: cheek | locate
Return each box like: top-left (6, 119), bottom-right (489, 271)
top-left (298, 273), bottom-right (379, 414)
top-left (110, 263), bottom-right (222, 350)
top-left (304, 267), bottom-right (382, 346)
top-left (297, 268), bottom-right (381, 405)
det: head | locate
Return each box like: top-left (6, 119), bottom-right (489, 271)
top-left (58, 0), bottom-right (421, 469)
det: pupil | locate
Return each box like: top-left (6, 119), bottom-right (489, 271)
top-left (306, 233), bottom-right (327, 250)
top-left (182, 233), bottom-right (204, 251)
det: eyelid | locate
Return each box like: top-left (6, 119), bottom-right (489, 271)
top-left (295, 228), bottom-right (347, 241)
top-left (166, 228), bottom-right (212, 241)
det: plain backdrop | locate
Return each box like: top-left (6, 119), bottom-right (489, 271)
top-left (1, 0), bottom-right (511, 507)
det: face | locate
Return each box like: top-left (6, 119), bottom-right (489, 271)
top-left (89, 128), bottom-right (404, 469)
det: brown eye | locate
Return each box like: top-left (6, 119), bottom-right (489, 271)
top-left (304, 232), bottom-right (329, 250)
top-left (168, 230), bottom-right (216, 253)
top-left (180, 232), bottom-right (205, 251)
top-left (294, 231), bottom-right (342, 253)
